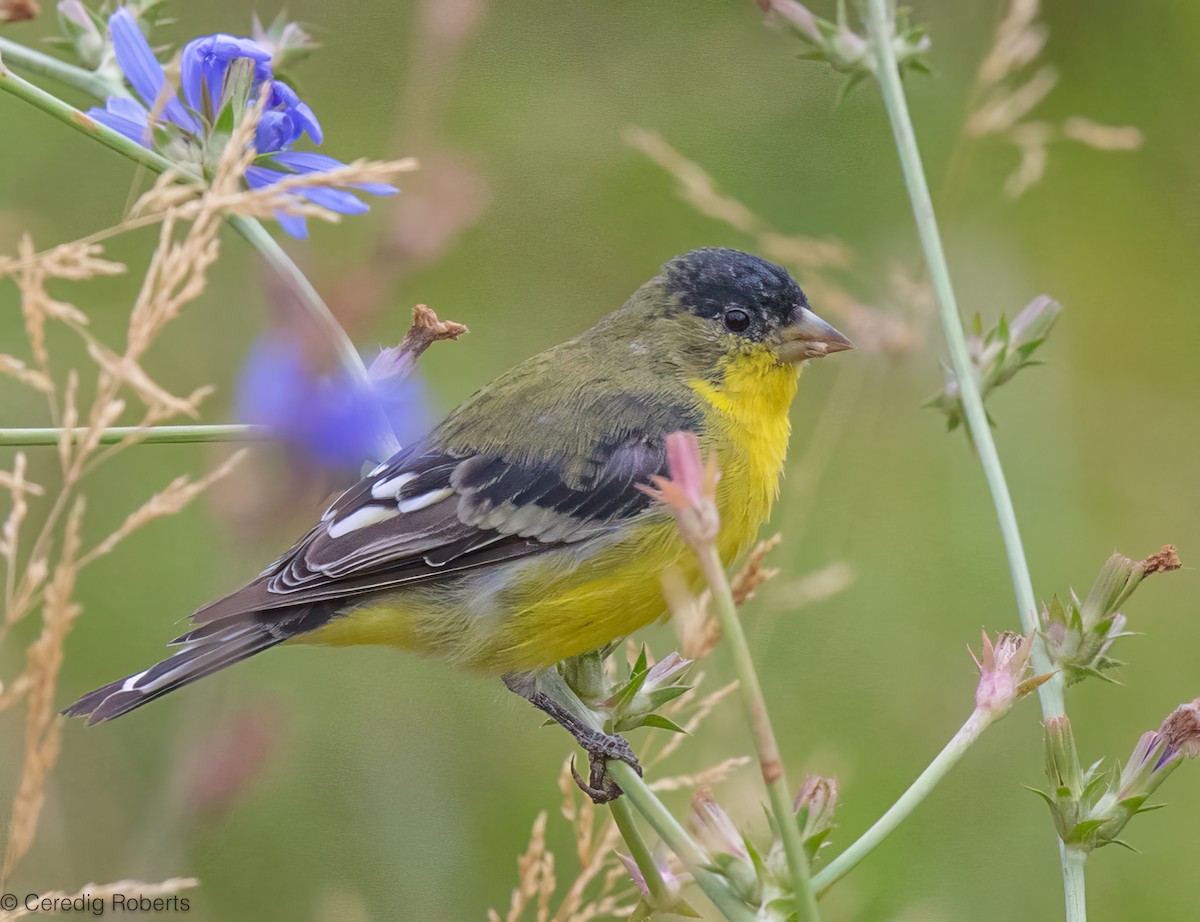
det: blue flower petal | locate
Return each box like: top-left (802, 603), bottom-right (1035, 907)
top-left (180, 33), bottom-right (273, 117)
top-left (299, 186), bottom-right (369, 215)
top-left (87, 97), bottom-right (152, 145)
top-left (273, 210), bottom-right (309, 239)
top-left (271, 151), bottom-right (342, 173)
top-left (267, 81), bottom-right (322, 145)
top-left (108, 8), bottom-right (194, 131)
top-left (271, 152), bottom-right (398, 197)
top-left (255, 110), bottom-right (291, 154)
top-left (351, 181), bottom-right (400, 197)
top-left (236, 336), bottom-right (413, 469)
top-left (246, 166), bottom-right (311, 239)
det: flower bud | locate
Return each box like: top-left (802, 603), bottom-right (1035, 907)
top-left (1041, 546), bottom-right (1180, 685)
top-left (1035, 699), bottom-right (1200, 851)
top-left (970, 631), bottom-right (1051, 718)
top-left (617, 844), bottom-right (699, 919)
top-left (56, 0), bottom-right (104, 67)
top-left (640, 432), bottom-right (721, 548)
top-left (251, 11), bottom-right (319, 73)
top-left (794, 774), bottom-right (838, 858)
top-left (691, 787), bottom-right (748, 862)
top-left (690, 788), bottom-right (760, 904)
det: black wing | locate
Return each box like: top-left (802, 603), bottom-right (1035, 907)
top-left (191, 423), bottom-right (686, 624)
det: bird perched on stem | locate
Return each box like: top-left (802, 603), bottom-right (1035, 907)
top-left (65, 247), bottom-right (852, 801)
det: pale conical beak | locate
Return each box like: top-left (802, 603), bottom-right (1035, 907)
top-left (777, 310), bottom-right (855, 363)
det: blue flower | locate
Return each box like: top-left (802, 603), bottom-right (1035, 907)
top-left (235, 336), bottom-right (433, 470)
top-left (179, 33), bottom-right (272, 118)
top-left (86, 8), bottom-right (396, 238)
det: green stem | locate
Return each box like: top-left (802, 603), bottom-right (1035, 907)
top-left (862, 0), bottom-right (1063, 716)
top-left (608, 762), bottom-right (755, 922)
top-left (864, 1), bottom-right (1083, 914)
top-left (0, 424), bottom-right (262, 447)
top-left (0, 35), bottom-right (124, 99)
top-left (609, 796), bottom-right (674, 909)
top-left (811, 708), bottom-right (992, 895)
top-left (1061, 845), bottom-right (1087, 922)
top-left (698, 545), bottom-right (819, 921)
top-left (227, 216), bottom-right (375, 394)
top-left (0, 44), bottom-right (372, 393)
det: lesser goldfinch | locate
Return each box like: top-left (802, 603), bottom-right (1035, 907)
top-left (65, 248), bottom-right (851, 797)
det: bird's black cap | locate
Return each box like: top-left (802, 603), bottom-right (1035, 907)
top-left (663, 248), bottom-right (809, 337)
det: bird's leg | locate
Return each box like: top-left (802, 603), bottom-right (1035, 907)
top-left (503, 669), bottom-right (642, 804)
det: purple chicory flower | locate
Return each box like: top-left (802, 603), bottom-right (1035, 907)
top-left (179, 32), bottom-right (273, 118)
top-left (235, 336), bottom-right (433, 471)
top-left (86, 7), bottom-right (396, 238)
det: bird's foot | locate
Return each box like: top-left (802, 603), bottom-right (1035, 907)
top-left (568, 730), bottom-right (642, 804)
top-left (503, 671), bottom-right (642, 804)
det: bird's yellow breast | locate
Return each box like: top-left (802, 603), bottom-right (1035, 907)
top-left (303, 346), bottom-right (800, 673)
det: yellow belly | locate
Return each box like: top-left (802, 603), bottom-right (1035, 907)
top-left (300, 347), bottom-right (800, 673)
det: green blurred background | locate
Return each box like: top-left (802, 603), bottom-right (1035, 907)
top-left (2, 1), bottom-right (1199, 919)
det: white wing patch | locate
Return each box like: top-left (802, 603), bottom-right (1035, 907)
top-left (397, 486), bottom-right (454, 513)
top-left (371, 471), bottom-right (418, 500)
top-left (327, 505), bottom-right (401, 538)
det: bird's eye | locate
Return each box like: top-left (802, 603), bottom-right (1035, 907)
top-left (722, 308), bottom-right (751, 333)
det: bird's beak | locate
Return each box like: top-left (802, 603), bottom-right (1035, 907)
top-left (777, 310), bottom-right (855, 363)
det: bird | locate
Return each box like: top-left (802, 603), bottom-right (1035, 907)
top-left (64, 247), bottom-right (852, 800)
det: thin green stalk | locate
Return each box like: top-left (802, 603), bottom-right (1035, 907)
top-left (0, 35), bottom-right (124, 99)
top-left (1061, 845), bottom-right (1087, 922)
top-left (0, 45), bottom-right (372, 392)
top-left (609, 796), bottom-right (674, 909)
top-left (608, 762), bottom-right (756, 922)
top-left (0, 424), bottom-right (262, 447)
top-left (862, 0), bottom-right (1063, 717)
top-left (812, 708), bottom-right (992, 895)
top-left (698, 544), bottom-right (819, 921)
top-left (863, 1), bottom-right (1083, 914)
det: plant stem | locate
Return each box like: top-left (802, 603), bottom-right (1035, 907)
top-left (0, 44), bottom-right (373, 393)
top-left (1061, 845), bottom-right (1087, 922)
top-left (227, 216), bottom-right (375, 394)
top-left (698, 545), bottom-right (819, 921)
top-left (863, 1), bottom-right (1084, 914)
top-left (811, 708), bottom-right (992, 895)
top-left (862, 0), bottom-right (1062, 715)
top-left (0, 35), bottom-right (124, 100)
top-left (0, 425), bottom-right (262, 447)
top-left (609, 796), bottom-right (674, 909)
top-left (608, 761), bottom-right (755, 922)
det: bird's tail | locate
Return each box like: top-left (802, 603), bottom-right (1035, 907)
top-left (63, 606), bottom-right (329, 725)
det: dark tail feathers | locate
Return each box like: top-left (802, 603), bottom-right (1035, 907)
top-left (63, 606), bottom-right (329, 725)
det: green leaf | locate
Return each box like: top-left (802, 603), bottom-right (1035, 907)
top-left (1068, 819), bottom-right (1107, 844)
top-left (1024, 785), bottom-right (1055, 807)
top-left (615, 714), bottom-right (688, 734)
top-left (1106, 838), bottom-right (1141, 852)
top-left (641, 684), bottom-right (692, 711)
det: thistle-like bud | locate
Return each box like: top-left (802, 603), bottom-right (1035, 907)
top-left (970, 631), bottom-right (1051, 718)
top-left (1037, 716), bottom-right (1095, 845)
top-left (928, 296), bottom-right (1062, 431)
top-left (56, 0), bottom-right (104, 67)
top-left (1035, 699), bottom-right (1200, 851)
top-left (617, 843), bottom-right (700, 921)
top-left (640, 431), bottom-right (720, 548)
top-left (1041, 546), bottom-right (1180, 685)
top-left (605, 647), bottom-right (692, 735)
top-left (691, 787), bottom-right (749, 863)
top-left (760, 0), bottom-right (930, 81)
top-left (251, 11), bottom-right (319, 74)
top-left (794, 774), bottom-right (839, 859)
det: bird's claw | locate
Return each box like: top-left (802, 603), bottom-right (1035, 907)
top-left (568, 733), bottom-right (642, 804)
